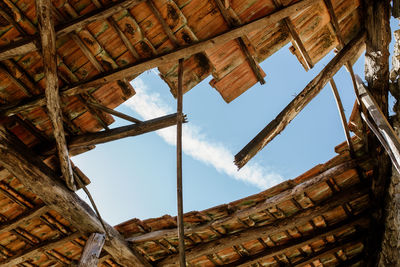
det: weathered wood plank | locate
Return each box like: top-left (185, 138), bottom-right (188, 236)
top-left (78, 233), bottom-right (105, 267)
top-left (157, 186), bottom-right (369, 266)
top-left (87, 102), bottom-right (142, 124)
top-left (0, 0), bottom-right (319, 116)
top-left (234, 32), bottom-right (366, 169)
top-left (0, 126), bottom-right (151, 267)
top-left (36, 0), bottom-right (75, 191)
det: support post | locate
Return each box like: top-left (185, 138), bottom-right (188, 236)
top-left (78, 233), bottom-right (106, 267)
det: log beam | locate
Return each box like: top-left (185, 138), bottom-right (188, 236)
top-left (234, 31), bottom-right (366, 169)
top-left (36, 0), bottom-right (75, 191)
top-left (0, 126), bottom-right (151, 267)
top-left (156, 186), bottom-right (368, 266)
top-left (0, 0), bottom-right (319, 117)
top-left (78, 233), bottom-right (106, 267)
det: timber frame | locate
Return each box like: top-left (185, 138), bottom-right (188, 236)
top-left (0, 0), bottom-right (398, 266)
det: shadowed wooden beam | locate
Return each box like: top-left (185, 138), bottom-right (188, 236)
top-left (156, 186), bottom-right (368, 266)
top-left (36, 0), bottom-right (75, 191)
top-left (40, 113), bottom-right (182, 155)
top-left (0, 0), bottom-right (319, 117)
top-left (78, 233), bottom-right (105, 267)
top-left (234, 31), bottom-right (366, 169)
top-left (1, 232), bottom-right (81, 266)
top-left (127, 159), bottom-right (364, 243)
top-left (213, 0), bottom-right (265, 84)
top-left (0, 126), bottom-right (151, 267)
top-left (0, 0), bottom-right (145, 61)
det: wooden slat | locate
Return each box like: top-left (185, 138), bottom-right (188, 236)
top-left (36, 0), bottom-right (75, 191)
top-left (78, 233), bottom-right (105, 267)
top-left (0, 0), bottom-right (320, 117)
top-left (0, 205), bottom-right (48, 235)
top-left (234, 32), bottom-right (366, 169)
top-left (157, 187), bottom-right (369, 266)
top-left (147, 0), bottom-right (179, 46)
top-left (0, 126), bottom-right (151, 267)
top-left (127, 159), bottom-right (363, 243)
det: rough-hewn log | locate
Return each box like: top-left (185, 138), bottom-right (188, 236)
top-left (1, 232), bottom-right (81, 266)
top-left (156, 186), bottom-right (368, 266)
top-left (78, 233), bottom-right (105, 267)
top-left (36, 0), bottom-right (75, 191)
top-left (234, 32), bottom-right (366, 169)
top-left (0, 0), bottom-right (319, 117)
top-left (0, 126), bottom-right (151, 267)
top-left (0, 205), bottom-right (48, 236)
top-left (128, 159), bottom-right (366, 244)
top-left (0, 0), bottom-right (145, 61)
top-left (233, 216), bottom-right (368, 267)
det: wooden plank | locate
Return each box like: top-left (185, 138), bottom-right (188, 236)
top-left (36, 0), bottom-right (75, 191)
top-left (176, 59), bottom-right (186, 267)
top-left (87, 102), bottom-right (142, 123)
top-left (0, 0), bottom-right (320, 117)
top-left (234, 32), bottom-right (366, 169)
top-left (40, 113), bottom-right (181, 155)
top-left (157, 186), bottom-right (369, 266)
top-left (147, 0), bottom-right (179, 46)
top-left (1, 232), bottom-right (81, 266)
top-left (0, 126), bottom-right (151, 267)
top-left (127, 159), bottom-right (363, 243)
top-left (78, 233), bottom-right (105, 267)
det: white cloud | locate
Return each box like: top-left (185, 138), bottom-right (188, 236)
top-left (123, 78), bottom-right (283, 189)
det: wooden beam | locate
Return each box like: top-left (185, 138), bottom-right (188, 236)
top-left (147, 0), bottom-right (179, 46)
top-left (157, 186), bottom-right (369, 266)
top-left (213, 0), bottom-right (265, 84)
top-left (234, 31), bottom-right (366, 169)
top-left (0, 0), bottom-right (319, 117)
top-left (0, 126), bottom-right (151, 267)
top-left (127, 159), bottom-right (364, 243)
top-left (1, 232), bottom-right (81, 266)
top-left (78, 233), bottom-right (105, 267)
top-left (36, 0), bottom-right (75, 191)
top-left (176, 59), bottom-right (186, 267)
top-left (232, 216), bottom-right (368, 267)
top-left (0, 0), bottom-right (145, 61)
top-left (86, 101), bottom-right (142, 124)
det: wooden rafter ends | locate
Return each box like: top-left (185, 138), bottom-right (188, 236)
top-left (0, 0), bottom-right (319, 118)
top-left (176, 58), bottom-right (186, 267)
top-left (234, 31), bottom-right (366, 169)
top-left (0, 125), bottom-right (151, 267)
top-left (35, 0), bottom-right (75, 191)
top-left (78, 233), bottom-right (106, 267)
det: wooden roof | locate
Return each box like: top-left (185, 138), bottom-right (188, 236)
top-left (0, 0), bottom-right (374, 265)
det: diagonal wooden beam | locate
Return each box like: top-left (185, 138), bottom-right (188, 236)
top-left (78, 233), bottom-right (106, 267)
top-left (0, 126), bottom-right (151, 267)
top-left (0, 0), bottom-right (320, 117)
top-left (0, 0), bottom-right (145, 61)
top-left (36, 0), bottom-right (75, 191)
top-left (87, 101), bottom-right (142, 124)
top-left (234, 31), bottom-right (366, 169)
top-left (156, 186), bottom-right (369, 266)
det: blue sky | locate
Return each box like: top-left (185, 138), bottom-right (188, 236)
top-left (74, 21), bottom-right (399, 226)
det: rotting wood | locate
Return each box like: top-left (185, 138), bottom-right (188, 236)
top-left (232, 216), bottom-right (368, 267)
top-left (176, 58), bottom-right (186, 267)
top-left (87, 102), bottom-right (142, 124)
top-left (329, 79), bottom-right (355, 158)
top-left (0, 0), bottom-right (320, 117)
top-left (40, 113), bottom-right (181, 155)
top-left (0, 126), bottom-right (151, 267)
top-left (1, 232), bottom-right (81, 266)
top-left (0, 0), bottom-right (145, 61)
top-left (213, 0), bottom-right (265, 84)
top-left (78, 233), bottom-right (106, 267)
top-left (234, 32), bottom-right (366, 169)
top-left (127, 159), bottom-right (366, 243)
top-left (157, 187), bottom-right (369, 266)
top-left (36, 0), bottom-right (75, 191)
top-left (356, 75), bottom-right (400, 173)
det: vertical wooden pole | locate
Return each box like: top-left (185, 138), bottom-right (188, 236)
top-left (35, 0), bottom-right (75, 191)
top-left (177, 58), bottom-right (186, 266)
top-left (329, 79), bottom-right (355, 157)
top-left (78, 233), bottom-right (106, 267)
